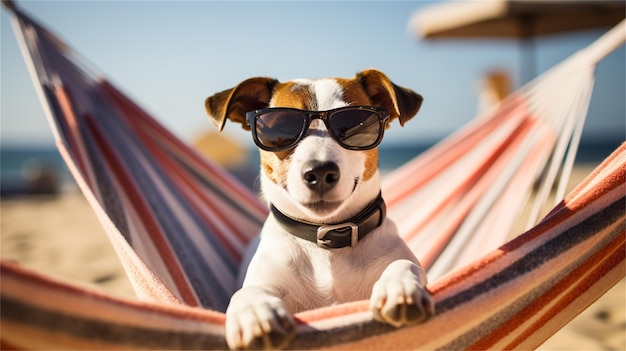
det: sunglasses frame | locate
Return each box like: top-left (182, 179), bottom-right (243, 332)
top-left (245, 106), bottom-right (390, 152)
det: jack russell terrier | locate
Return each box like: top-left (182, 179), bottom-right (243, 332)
top-left (205, 69), bottom-right (434, 350)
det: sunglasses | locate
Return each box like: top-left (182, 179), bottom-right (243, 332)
top-left (245, 106), bottom-right (390, 152)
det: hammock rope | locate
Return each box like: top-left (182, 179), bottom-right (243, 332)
top-left (1, 4), bottom-right (624, 350)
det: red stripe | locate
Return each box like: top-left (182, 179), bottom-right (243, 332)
top-left (54, 86), bottom-right (92, 186)
top-left (561, 143), bottom-right (625, 205)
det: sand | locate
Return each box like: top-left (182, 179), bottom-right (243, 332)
top-left (0, 191), bottom-right (136, 300)
top-left (1, 165), bottom-right (624, 349)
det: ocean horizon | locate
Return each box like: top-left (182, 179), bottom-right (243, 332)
top-left (1, 138), bottom-right (622, 195)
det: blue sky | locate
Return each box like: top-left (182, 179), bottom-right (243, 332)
top-left (1, 1), bottom-right (624, 148)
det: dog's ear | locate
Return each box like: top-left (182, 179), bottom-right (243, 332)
top-left (205, 77), bottom-right (278, 131)
top-left (356, 69), bottom-right (423, 127)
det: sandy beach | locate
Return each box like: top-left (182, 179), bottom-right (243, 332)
top-left (1, 163), bottom-right (624, 350)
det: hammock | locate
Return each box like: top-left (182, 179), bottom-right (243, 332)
top-left (2, 4), bottom-right (624, 350)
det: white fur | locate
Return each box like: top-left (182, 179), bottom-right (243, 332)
top-left (313, 79), bottom-right (348, 111)
top-left (225, 78), bottom-right (434, 350)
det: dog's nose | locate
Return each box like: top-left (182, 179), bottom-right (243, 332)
top-left (302, 161), bottom-right (340, 193)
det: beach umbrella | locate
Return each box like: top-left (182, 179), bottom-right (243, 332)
top-left (409, 0), bottom-right (625, 82)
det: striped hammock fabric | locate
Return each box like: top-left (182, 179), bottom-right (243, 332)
top-left (2, 5), bottom-right (624, 350)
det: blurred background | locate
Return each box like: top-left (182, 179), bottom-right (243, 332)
top-left (1, 1), bottom-right (624, 193)
top-left (1, 2), bottom-right (624, 349)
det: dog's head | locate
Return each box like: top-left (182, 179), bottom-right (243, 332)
top-left (205, 69), bottom-right (422, 222)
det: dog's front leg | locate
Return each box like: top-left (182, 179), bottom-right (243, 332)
top-left (225, 286), bottom-right (296, 350)
top-left (370, 259), bottom-right (435, 327)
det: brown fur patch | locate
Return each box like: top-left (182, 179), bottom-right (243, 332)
top-left (334, 78), bottom-right (372, 107)
top-left (270, 82), bottom-right (316, 110)
top-left (260, 149), bottom-right (292, 186)
top-left (362, 149), bottom-right (379, 181)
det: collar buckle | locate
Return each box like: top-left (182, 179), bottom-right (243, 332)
top-left (317, 222), bottom-right (358, 248)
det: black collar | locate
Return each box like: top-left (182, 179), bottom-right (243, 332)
top-left (270, 193), bottom-right (386, 249)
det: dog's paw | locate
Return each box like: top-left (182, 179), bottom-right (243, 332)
top-left (226, 289), bottom-right (296, 350)
top-left (369, 261), bottom-right (435, 327)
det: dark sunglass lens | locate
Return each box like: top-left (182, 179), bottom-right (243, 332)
top-left (255, 111), bottom-right (306, 149)
top-left (329, 110), bottom-right (381, 148)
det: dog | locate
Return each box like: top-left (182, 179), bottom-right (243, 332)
top-left (205, 69), bottom-right (434, 350)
